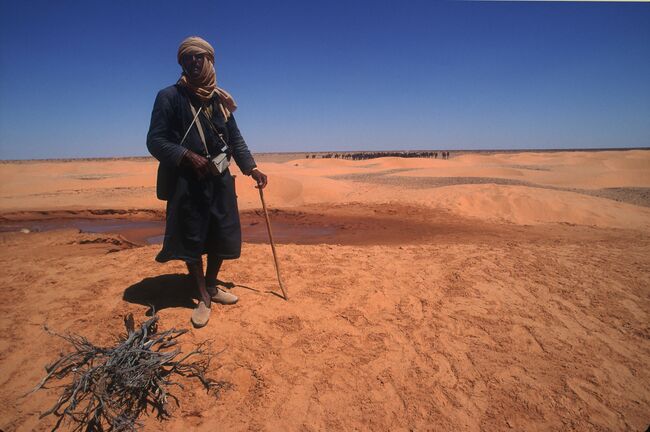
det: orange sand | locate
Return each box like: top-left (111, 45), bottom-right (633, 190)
top-left (0, 150), bottom-right (649, 431)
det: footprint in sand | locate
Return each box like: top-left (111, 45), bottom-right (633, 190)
top-left (271, 314), bottom-right (303, 332)
top-left (397, 295), bottom-right (424, 321)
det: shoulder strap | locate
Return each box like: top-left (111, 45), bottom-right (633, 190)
top-left (187, 102), bottom-right (210, 157)
top-left (202, 101), bottom-right (230, 154)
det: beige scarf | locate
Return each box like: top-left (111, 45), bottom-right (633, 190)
top-left (177, 36), bottom-right (237, 120)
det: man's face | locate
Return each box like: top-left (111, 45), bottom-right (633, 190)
top-left (181, 53), bottom-right (205, 80)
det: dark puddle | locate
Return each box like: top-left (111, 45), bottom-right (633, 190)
top-left (0, 218), bottom-right (338, 245)
top-left (0, 219), bottom-right (165, 244)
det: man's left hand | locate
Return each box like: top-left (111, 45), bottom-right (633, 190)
top-left (251, 168), bottom-right (268, 189)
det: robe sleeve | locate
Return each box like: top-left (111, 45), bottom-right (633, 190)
top-left (226, 114), bottom-right (257, 175)
top-left (147, 88), bottom-right (188, 166)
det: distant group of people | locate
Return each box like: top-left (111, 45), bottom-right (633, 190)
top-left (305, 151), bottom-right (451, 160)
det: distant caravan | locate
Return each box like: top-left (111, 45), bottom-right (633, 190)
top-left (305, 151), bottom-right (450, 160)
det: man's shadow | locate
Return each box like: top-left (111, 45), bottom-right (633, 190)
top-left (123, 273), bottom-right (239, 316)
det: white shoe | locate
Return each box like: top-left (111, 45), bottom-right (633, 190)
top-left (210, 287), bottom-right (238, 305)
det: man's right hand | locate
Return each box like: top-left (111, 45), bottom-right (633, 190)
top-left (181, 151), bottom-right (211, 179)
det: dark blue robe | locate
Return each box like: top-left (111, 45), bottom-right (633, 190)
top-left (146, 84), bottom-right (257, 263)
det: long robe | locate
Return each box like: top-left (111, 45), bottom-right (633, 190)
top-left (146, 84), bottom-right (257, 263)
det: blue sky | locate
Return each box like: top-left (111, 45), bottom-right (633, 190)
top-left (0, 0), bottom-right (648, 159)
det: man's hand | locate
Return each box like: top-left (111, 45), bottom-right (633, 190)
top-left (250, 168), bottom-right (268, 189)
top-left (181, 151), bottom-right (211, 179)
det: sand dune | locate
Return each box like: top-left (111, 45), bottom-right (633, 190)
top-left (0, 150), bottom-right (649, 431)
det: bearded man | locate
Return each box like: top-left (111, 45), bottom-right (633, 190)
top-left (147, 36), bottom-right (267, 328)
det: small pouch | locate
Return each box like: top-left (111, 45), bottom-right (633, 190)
top-left (209, 152), bottom-right (230, 175)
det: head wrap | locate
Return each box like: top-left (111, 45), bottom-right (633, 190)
top-left (177, 36), bottom-right (237, 119)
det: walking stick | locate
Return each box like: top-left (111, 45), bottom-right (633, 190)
top-left (258, 187), bottom-right (288, 300)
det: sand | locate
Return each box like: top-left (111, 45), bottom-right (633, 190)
top-left (0, 150), bottom-right (649, 431)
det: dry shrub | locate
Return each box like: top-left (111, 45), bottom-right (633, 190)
top-left (30, 313), bottom-right (227, 431)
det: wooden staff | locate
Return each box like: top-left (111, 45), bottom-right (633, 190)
top-left (258, 187), bottom-right (288, 300)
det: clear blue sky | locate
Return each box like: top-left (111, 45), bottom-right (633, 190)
top-left (0, 0), bottom-right (649, 159)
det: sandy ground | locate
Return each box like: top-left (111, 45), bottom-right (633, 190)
top-left (0, 150), bottom-right (649, 431)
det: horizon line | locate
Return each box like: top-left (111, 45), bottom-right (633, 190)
top-left (1, 146), bottom-right (648, 163)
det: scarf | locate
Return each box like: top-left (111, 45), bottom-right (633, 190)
top-left (176, 36), bottom-right (237, 119)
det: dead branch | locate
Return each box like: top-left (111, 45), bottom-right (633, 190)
top-left (30, 314), bottom-right (228, 432)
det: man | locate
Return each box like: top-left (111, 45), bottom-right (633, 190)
top-left (147, 36), bottom-right (267, 328)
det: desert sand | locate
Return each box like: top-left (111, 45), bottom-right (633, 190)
top-left (0, 150), bottom-right (649, 431)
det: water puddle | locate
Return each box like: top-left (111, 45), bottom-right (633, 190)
top-left (0, 218), bottom-right (338, 245)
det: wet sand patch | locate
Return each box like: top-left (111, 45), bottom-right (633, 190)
top-left (1, 203), bottom-right (643, 248)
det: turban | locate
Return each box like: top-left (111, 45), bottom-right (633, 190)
top-left (177, 36), bottom-right (237, 119)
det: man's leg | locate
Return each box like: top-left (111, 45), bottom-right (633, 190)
top-left (205, 254), bottom-right (238, 305)
top-left (205, 254), bottom-right (223, 297)
top-left (187, 260), bottom-right (211, 327)
top-left (187, 260), bottom-right (211, 306)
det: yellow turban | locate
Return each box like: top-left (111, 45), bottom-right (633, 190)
top-left (177, 36), bottom-right (237, 119)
